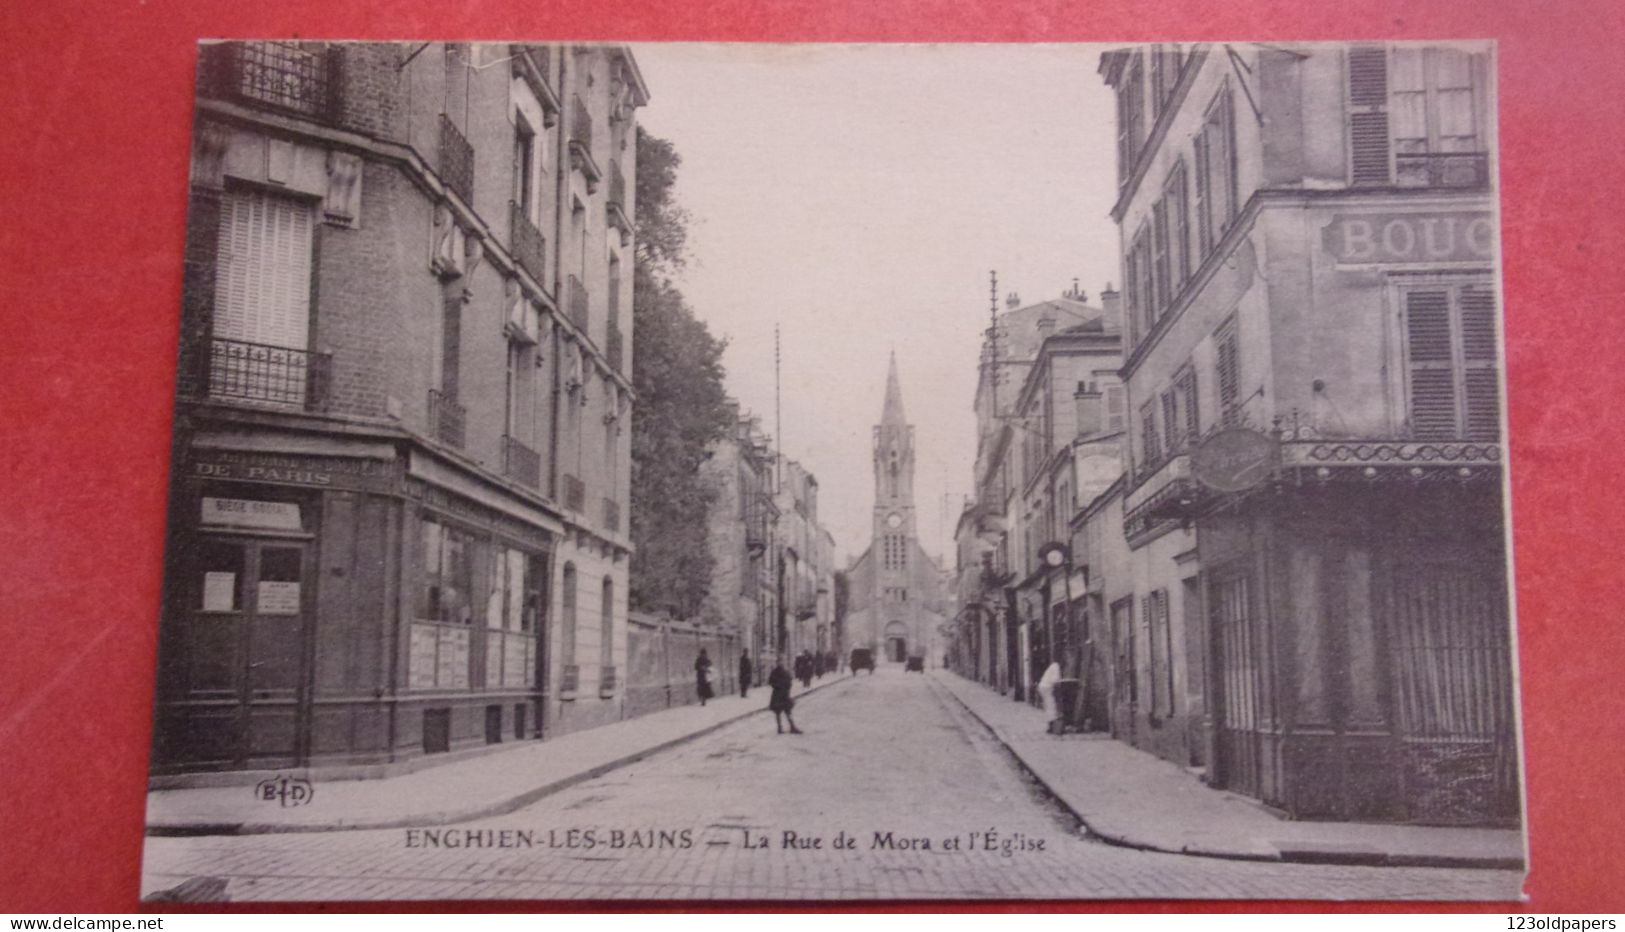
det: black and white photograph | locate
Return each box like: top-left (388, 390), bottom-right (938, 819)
top-left (139, 39), bottom-right (1524, 903)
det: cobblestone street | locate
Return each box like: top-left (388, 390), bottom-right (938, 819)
top-left (141, 670), bottom-right (1524, 902)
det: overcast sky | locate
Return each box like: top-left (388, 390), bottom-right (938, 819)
top-left (633, 43), bottom-right (1121, 568)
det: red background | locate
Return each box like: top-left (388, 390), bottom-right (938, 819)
top-left (2, 0), bottom-right (1622, 913)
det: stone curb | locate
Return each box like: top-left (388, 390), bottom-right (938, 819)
top-left (932, 677), bottom-right (1523, 872)
top-left (147, 675), bottom-right (851, 838)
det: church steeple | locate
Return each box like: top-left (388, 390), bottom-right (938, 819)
top-left (881, 350), bottom-right (906, 428)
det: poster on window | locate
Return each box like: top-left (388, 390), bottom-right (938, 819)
top-left (408, 623), bottom-right (438, 690)
top-left (200, 571), bottom-right (236, 612)
top-left (437, 625), bottom-right (469, 690)
top-left (255, 580), bottom-right (300, 615)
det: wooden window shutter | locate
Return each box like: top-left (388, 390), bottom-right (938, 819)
top-left (1180, 368), bottom-right (1200, 442)
top-left (214, 188), bottom-right (314, 349)
top-left (1171, 162), bottom-right (1190, 285)
top-left (1194, 135), bottom-right (1212, 256)
top-left (1162, 389), bottom-right (1180, 452)
top-left (1152, 199), bottom-right (1171, 319)
top-left (1141, 403), bottom-right (1161, 467)
top-left (1404, 289), bottom-right (1457, 438)
top-left (1105, 386), bottom-right (1127, 432)
top-left (1348, 46), bottom-right (1392, 185)
top-left (1459, 285), bottom-right (1501, 441)
top-left (1216, 327), bottom-right (1240, 423)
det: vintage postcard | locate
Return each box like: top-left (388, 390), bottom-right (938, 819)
top-left (140, 40), bottom-right (1525, 902)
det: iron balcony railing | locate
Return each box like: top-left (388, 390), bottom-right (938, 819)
top-left (213, 41), bottom-right (336, 119)
top-left (602, 497), bottom-right (621, 533)
top-left (562, 474), bottom-right (585, 511)
top-left (1395, 151), bottom-right (1490, 190)
top-left (567, 274), bottom-right (590, 331)
top-left (428, 388), bottom-right (467, 449)
top-left (605, 320), bottom-right (624, 374)
top-left (439, 113), bottom-right (475, 204)
top-left (509, 200), bottom-right (547, 284)
top-left (186, 336), bottom-right (332, 409)
top-left (502, 435), bottom-right (542, 489)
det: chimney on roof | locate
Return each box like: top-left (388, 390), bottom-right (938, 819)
top-left (1006, 292), bottom-right (1021, 309)
top-left (1099, 283), bottom-right (1122, 335)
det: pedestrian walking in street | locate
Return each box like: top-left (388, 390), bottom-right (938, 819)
top-left (738, 650), bottom-right (753, 699)
top-left (767, 658), bottom-right (802, 734)
top-left (1037, 659), bottom-right (1062, 734)
top-left (696, 648), bottom-right (715, 707)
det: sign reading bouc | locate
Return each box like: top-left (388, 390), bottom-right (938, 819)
top-left (1192, 428), bottom-right (1280, 493)
top-left (1323, 211), bottom-right (1495, 265)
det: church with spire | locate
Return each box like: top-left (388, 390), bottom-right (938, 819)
top-left (844, 353), bottom-right (947, 665)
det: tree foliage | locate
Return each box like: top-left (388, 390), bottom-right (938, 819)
top-left (629, 128), bottom-right (733, 618)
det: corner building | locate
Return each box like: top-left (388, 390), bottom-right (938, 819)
top-left (1099, 43), bottom-right (1515, 823)
top-left (154, 42), bottom-right (648, 780)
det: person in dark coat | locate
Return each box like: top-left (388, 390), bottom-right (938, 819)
top-left (794, 651), bottom-right (813, 688)
top-left (695, 648), bottom-right (715, 706)
top-left (767, 658), bottom-right (802, 734)
top-left (738, 650), bottom-right (753, 699)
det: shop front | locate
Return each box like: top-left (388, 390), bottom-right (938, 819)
top-left (153, 431), bottom-right (563, 781)
top-left (1197, 454), bottom-right (1517, 825)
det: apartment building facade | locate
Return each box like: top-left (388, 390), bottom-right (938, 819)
top-left (154, 42), bottom-right (647, 780)
top-left (1100, 42), bottom-right (1514, 824)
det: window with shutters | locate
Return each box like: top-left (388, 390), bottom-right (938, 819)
top-left (1128, 226), bottom-right (1156, 344)
top-left (1177, 366), bottom-right (1200, 445)
top-left (1105, 385), bottom-right (1127, 433)
top-left (1112, 597), bottom-right (1137, 705)
top-left (1348, 45), bottom-right (1489, 188)
top-left (1115, 53), bottom-right (1147, 190)
top-left (1140, 401), bottom-right (1162, 472)
top-left (211, 187), bottom-right (319, 406)
top-left (1149, 44), bottom-right (1184, 120)
top-left (1161, 388), bottom-right (1180, 455)
top-left (514, 115), bottom-right (537, 214)
top-left (1165, 160), bottom-right (1191, 290)
top-left (1151, 199), bottom-right (1171, 322)
top-left (1195, 87), bottom-right (1239, 256)
top-left (1215, 320), bottom-right (1241, 425)
top-left (1401, 282), bottom-right (1500, 441)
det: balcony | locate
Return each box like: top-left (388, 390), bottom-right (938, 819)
top-left (502, 435), bottom-right (542, 489)
top-left (568, 95), bottom-right (602, 192)
top-left (599, 665), bottom-right (617, 698)
top-left (566, 274), bottom-right (590, 331)
top-left (606, 160), bottom-right (632, 246)
top-left (1395, 151), bottom-right (1490, 190)
top-left (210, 41), bottom-right (335, 120)
top-left (509, 200), bottom-right (547, 285)
top-left (184, 336), bottom-right (331, 409)
top-left (605, 320), bottom-right (624, 374)
top-left (427, 388), bottom-right (467, 449)
top-left (602, 497), bottom-right (621, 534)
top-left (1278, 439), bottom-right (1501, 484)
top-left (438, 113), bottom-right (475, 204)
top-left (562, 473), bottom-right (585, 512)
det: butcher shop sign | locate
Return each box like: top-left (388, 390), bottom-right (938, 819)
top-left (1322, 210), bottom-right (1495, 265)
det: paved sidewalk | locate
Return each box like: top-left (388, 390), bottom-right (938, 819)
top-left (933, 671), bottom-right (1524, 870)
top-left (147, 675), bottom-right (850, 836)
